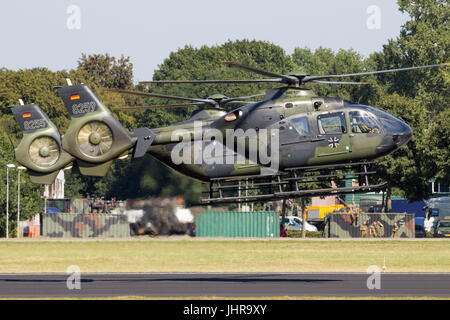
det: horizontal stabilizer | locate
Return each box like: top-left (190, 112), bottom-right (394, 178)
top-left (28, 170), bottom-right (60, 185)
top-left (133, 127), bottom-right (156, 158)
top-left (77, 160), bottom-right (113, 177)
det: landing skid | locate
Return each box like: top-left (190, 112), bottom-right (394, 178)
top-left (202, 161), bottom-right (387, 205)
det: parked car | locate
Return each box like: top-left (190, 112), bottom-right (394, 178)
top-left (280, 216), bottom-right (318, 232)
top-left (434, 219), bottom-right (450, 238)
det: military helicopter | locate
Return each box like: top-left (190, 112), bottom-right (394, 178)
top-left (9, 62), bottom-right (447, 204)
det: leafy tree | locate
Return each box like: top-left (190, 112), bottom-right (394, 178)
top-left (151, 40), bottom-right (295, 113)
top-left (372, 92), bottom-right (429, 204)
top-left (422, 108), bottom-right (450, 184)
top-left (291, 47), bottom-right (375, 102)
top-left (372, 0), bottom-right (449, 115)
top-left (0, 131), bottom-right (43, 237)
top-left (77, 53), bottom-right (133, 89)
top-left (368, 0), bottom-right (449, 203)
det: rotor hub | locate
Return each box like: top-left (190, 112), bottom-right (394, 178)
top-left (89, 132), bottom-right (102, 145)
top-left (39, 146), bottom-right (50, 157)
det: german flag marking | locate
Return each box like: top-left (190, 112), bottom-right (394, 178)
top-left (70, 94), bottom-right (80, 100)
top-left (22, 113), bottom-right (31, 118)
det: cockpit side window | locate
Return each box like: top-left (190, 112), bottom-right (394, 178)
top-left (290, 116), bottom-right (310, 135)
top-left (349, 110), bottom-right (382, 134)
top-left (318, 112), bottom-right (347, 134)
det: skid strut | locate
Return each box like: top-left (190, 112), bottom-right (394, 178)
top-left (202, 161), bottom-right (386, 205)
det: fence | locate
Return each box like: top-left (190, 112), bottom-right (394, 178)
top-left (324, 213), bottom-right (415, 238)
top-left (42, 213), bottom-right (130, 238)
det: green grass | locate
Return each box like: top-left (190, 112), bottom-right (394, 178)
top-left (0, 239), bottom-right (449, 273)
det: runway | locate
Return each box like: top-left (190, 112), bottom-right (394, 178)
top-left (0, 273), bottom-right (449, 298)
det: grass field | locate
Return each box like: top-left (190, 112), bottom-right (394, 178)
top-left (0, 238), bottom-right (449, 273)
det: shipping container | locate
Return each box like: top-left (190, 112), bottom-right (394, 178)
top-left (42, 213), bottom-right (130, 238)
top-left (196, 211), bottom-right (279, 238)
top-left (324, 213), bottom-right (415, 238)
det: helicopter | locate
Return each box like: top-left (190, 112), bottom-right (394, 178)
top-left (8, 62), bottom-right (448, 204)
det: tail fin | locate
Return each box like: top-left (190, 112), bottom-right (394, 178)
top-left (9, 104), bottom-right (74, 184)
top-left (57, 84), bottom-right (137, 176)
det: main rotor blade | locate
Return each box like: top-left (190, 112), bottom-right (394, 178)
top-left (112, 102), bottom-right (206, 110)
top-left (223, 100), bottom-right (258, 104)
top-left (139, 79), bottom-right (282, 85)
top-left (304, 63), bottom-right (449, 82)
top-left (223, 61), bottom-right (299, 85)
top-left (106, 88), bottom-right (213, 103)
top-left (221, 93), bottom-right (266, 104)
top-left (229, 93), bottom-right (266, 100)
top-left (310, 80), bottom-right (370, 85)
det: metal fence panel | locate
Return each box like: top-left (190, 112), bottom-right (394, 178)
top-left (324, 213), bottom-right (415, 238)
top-left (42, 213), bottom-right (130, 238)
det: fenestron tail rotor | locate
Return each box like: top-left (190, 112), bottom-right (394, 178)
top-left (139, 62), bottom-right (449, 87)
top-left (77, 121), bottom-right (113, 157)
top-left (29, 136), bottom-right (60, 168)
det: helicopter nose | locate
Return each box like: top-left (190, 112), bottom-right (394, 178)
top-left (389, 119), bottom-right (412, 148)
top-left (375, 114), bottom-right (412, 156)
top-left (381, 116), bottom-right (412, 149)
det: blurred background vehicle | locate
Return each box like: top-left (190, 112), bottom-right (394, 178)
top-left (434, 219), bottom-right (450, 238)
top-left (281, 216), bottom-right (318, 232)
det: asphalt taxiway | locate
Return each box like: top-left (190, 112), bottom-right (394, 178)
top-left (0, 273), bottom-right (448, 298)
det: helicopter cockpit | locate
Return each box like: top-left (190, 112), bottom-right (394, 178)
top-left (349, 110), bottom-right (381, 134)
top-left (353, 105), bottom-right (412, 144)
top-left (362, 106), bottom-right (412, 136)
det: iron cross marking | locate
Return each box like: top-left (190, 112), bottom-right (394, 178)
top-left (328, 137), bottom-right (340, 148)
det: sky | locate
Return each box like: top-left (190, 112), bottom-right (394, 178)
top-left (0, 0), bottom-right (409, 82)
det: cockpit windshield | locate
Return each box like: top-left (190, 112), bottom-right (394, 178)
top-left (349, 110), bottom-right (381, 134)
top-left (357, 105), bottom-right (411, 135)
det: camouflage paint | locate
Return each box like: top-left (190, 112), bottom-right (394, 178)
top-left (148, 87), bottom-right (410, 181)
top-left (324, 213), bottom-right (415, 238)
top-left (42, 213), bottom-right (130, 238)
top-left (47, 198), bottom-right (125, 214)
top-left (11, 85), bottom-right (411, 185)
